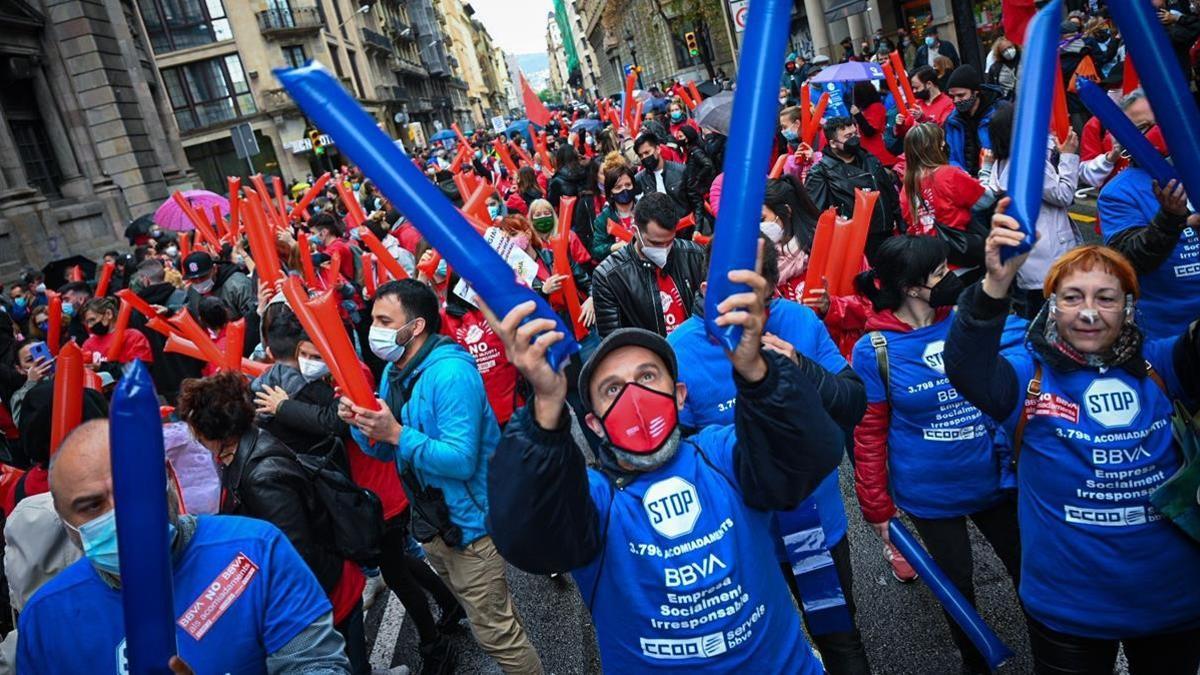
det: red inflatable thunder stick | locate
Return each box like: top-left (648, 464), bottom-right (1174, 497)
top-left (281, 277), bottom-right (380, 412)
top-left (49, 342), bottom-right (84, 454)
top-left (552, 196), bottom-right (588, 340)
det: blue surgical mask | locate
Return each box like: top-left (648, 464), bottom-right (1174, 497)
top-left (70, 509), bottom-right (121, 575)
top-left (62, 303), bottom-right (76, 318)
top-left (488, 204), bottom-right (502, 219)
top-left (436, 259), bottom-right (448, 278)
top-left (14, 297), bottom-right (27, 309)
top-left (925, 36), bottom-right (935, 47)
top-left (670, 111), bottom-right (684, 122)
top-left (782, 127), bottom-right (799, 143)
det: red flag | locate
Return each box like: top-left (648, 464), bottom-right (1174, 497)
top-left (1003, 0), bottom-right (1038, 45)
top-left (519, 72), bottom-right (552, 127)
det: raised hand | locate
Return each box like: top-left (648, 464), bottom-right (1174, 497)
top-left (981, 197), bottom-right (1032, 300)
top-left (713, 241), bottom-right (769, 383)
top-left (480, 299), bottom-right (568, 428)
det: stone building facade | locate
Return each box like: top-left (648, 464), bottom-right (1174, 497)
top-left (0, 0), bottom-right (196, 279)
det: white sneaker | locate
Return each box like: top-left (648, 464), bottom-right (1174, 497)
top-left (362, 574), bottom-right (388, 610)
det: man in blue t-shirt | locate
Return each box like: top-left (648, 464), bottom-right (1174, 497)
top-left (667, 240), bottom-right (870, 673)
top-left (485, 257), bottom-right (844, 672)
top-left (18, 420), bottom-right (351, 674)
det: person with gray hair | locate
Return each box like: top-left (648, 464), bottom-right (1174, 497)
top-left (1079, 89), bottom-right (1154, 189)
top-left (16, 419), bottom-right (353, 674)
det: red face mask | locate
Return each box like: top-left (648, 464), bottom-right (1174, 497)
top-left (599, 382), bottom-right (678, 454)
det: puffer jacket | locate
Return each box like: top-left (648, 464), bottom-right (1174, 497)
top-left (590, 239), bottom-right (705, 337)
top-left (221, 427), bottom-right (343, 594)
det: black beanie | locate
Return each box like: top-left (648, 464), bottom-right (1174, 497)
top-left (946, 65), bottom-right (982, 92)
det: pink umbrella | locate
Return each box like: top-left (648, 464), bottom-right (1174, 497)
top-left (153, 190), bottom-right (231, 232)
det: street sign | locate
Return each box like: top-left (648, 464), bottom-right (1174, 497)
top-left (230, 123), bottom-right (259, 159)
top-left (730, 0), bottom-right (748, 33)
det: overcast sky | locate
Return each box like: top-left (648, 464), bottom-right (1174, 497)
top-left (471, 0), bottom-right (554, 55)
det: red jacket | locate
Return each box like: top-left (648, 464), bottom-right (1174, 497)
top-left (82, 328), bottom-right (154, 366)
top-left (851, 307), bottom-right (952, 524)
top-left (900, 164), bottom-right (984, 236)
top-left (321, 236), bottom-right (357, 280)
top-left (894, 92), bottom-right (955, 137)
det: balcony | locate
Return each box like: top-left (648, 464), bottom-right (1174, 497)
top-left (256, 6), bottom-right (323, 38)
top-left (375, 84), bottom-right (408, 102)
top-left (448, 77), bottom-right (469, 91)
top-left (388, 18), bottom-right (414, 41)
top-left (413, 97), bottom-right (433, 112)
top-left (361, 27), bottom-right (393, 54)
top-left (261, 87), bottom-right (298, 114)
top-left (389, 55), bottom-right (427, 78)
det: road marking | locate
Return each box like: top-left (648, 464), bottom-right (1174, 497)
top-left (1070, 212), bottom-right (1097, 224)
top-left (370, 593), bottom-right (407, 669)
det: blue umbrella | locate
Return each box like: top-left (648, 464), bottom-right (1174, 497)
top-left (809, 61), bottom-right (886, 84)
top-left (429, 128), bottom-right (456, 142)
top-left (504, 119), bottom-right (537, 147)
top-left (571, 118), bottom-right (603, 133)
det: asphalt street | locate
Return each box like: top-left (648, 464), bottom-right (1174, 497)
top-left (364, 458), bottom-right (1041, 674)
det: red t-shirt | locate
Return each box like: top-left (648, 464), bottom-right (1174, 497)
top-left (321, 237), bottom-right (357, 280)
top-left (656, 269), bottom-right (688, 335)
top-left (442, 309), bottom-right (521, 424)
top-left (900, 165), bottom-right (984, 236)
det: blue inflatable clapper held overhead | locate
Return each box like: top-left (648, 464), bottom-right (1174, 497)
top-left (110, 359), bottom-right (177, 675)
top-left (274, 63), bottom-right (578, 370)
top-left (702, 0), bottom-right (793, 351)
top-left (888, 519), bottom-right (1014, 670)
top-left (1109, 0), bottom-right (1200, 205)
top-left (1003, 0), bottom-right (1062, 262)
top-left (1076, 78), bottom-right (1179, 189)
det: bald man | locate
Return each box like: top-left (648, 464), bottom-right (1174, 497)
top-left (16, 419), bottom-right (353, 674)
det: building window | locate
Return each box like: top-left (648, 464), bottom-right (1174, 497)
top-left (140, 0), bottom-right (233, 54)
top-left (162, 54), bottom-right (256, 133)
top-left (282, 45), bottom-right (307, 69)
top-left (1, 78), bottom-right (63, 198)
top-left (185, 131), bottom-right (280, 192)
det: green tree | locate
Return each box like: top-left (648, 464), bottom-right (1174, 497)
top-left (538, 88), bottom-right (556, 103)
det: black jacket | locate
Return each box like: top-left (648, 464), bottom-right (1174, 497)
top-left (133, 282), bottom-right (202, 404)
top-left (634, 160), bottom-right (689, 223)
top-left (487, 350), bottom-right (844, 573)
top-left (805, 145), bottom-right (900, 256)
top-left (221, 427), bottom-right (344, 593)
top-left (682, 146), bottom-right (718, 234)
top-left (547, 164), bottom-right (598, 246)
top-left (1107, 208), bottom-right (1189, 277)
top-left (185, 263), bottom-right (259, 357)
top-left (253, 363), bottom-right (349, 457)
top-left (591, 239), bottom-right (705, 337)
top-left (915, 40), bottom-right (960, 69)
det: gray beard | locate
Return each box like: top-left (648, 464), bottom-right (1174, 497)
top-left (609, 427), bottom-right (682, 471)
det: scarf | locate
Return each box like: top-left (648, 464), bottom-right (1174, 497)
top-left (1026, 297), bottom-right (1144, 375)
top-left (777, 240), bottom-right (809, 284)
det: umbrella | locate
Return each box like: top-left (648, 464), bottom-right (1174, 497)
top-left (153, 190), bottom-right (230, 233)
top-left (696, 81), bottom-right (723, 99)
top-left (123, 214), bottom-right (157, 243)
top-left (42, 255), bottom-right (97, 291)
top-left (644, 96), bottom-right (669, 113)
top-left (571, 118), bottom-right (603, 133)
top-left (694, 91), bottom-right (735, 135)
top-left (429, 128), bottom-right (456, 143)
top-left (810, 61), bottom-right (886, 84)
top-left (505, 119), bottom-right (536, 147)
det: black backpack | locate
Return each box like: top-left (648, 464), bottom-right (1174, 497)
top-left (296, 438), bottom-right (386, 566)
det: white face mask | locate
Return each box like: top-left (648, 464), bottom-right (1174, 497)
top-left (164, 245), bottom-right (179, 257)
top-left (298, 356), bottom-right (330, 381)
top-left (368, 320), bottom-right (415, 362)
top-left (191, 278), bottom-right (215, 295)
top-left (760, 220), bottom-right (784, 243)
top-left (1003, 47), bottom-right (1017, 60)
top-left (637, 231), bottom-right (671, 268)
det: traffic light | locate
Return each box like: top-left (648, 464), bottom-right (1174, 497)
top-left (308, 129), bottom-right (324, 155)
top-left (685, 31), bottom-right (700, 58)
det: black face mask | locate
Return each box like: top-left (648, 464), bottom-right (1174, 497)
top-left (840, 136), bottom-right (861, 154)
top-left (954, 96), bottom-right (978, 115)
top-left (612, 189), bottom-right (635, 205)
top-left (640, 155), bottom-right (659, 172)
top-left (88, 321), bottom-right (110, 336)
top-left (914, 88), bottom-right (931, 102)
top-left (925, 273), bottom-right (964, 308)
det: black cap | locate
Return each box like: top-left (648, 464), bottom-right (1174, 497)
top-left (946, 64), bottom-right (982, 92)
top-left (182, 251), bottom-right (214, 280)
top-left (577, 328), bottom-right (678, 412)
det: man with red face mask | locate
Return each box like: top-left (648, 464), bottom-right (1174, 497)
top-left (484, 261), bottom-right (844, 672)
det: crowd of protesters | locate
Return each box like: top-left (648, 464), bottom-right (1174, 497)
top-left (1, 1), bottom-right (1200, 673)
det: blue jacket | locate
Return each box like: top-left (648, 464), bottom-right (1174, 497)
top-left (1099, 166), bottom-right (1200, 340)
top-left (487, 352), bottom-right (840, 671)
top-left (353, 338), bottom-right (500, 546)
top-left (944, 90), bottom-right (1002, 173)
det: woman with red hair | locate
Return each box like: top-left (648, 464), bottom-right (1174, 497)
top-left (945, 200), bottom-right (1200, 673)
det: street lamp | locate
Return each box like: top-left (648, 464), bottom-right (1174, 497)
top-left (625, 31), bottom-right (644, 89)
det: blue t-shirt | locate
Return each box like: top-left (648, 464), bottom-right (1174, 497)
top-left (1099, 167), bottom-right (1200, 340)
top-left (668, 300), bottom-right (849, 544)
top-left (999, 338), bottom-right (1200, 638)
top-left (852, 314), bottom-right (1027, 518)
top-left (572, 427), bottom-right (821, 673)
top-left (18, 516), bottom-right (330, 675)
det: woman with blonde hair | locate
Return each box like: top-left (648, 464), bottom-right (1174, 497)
top-left (985, 39), bottom-right (1019, 98)
top-left (899, 122), bottom-right (989, 269)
